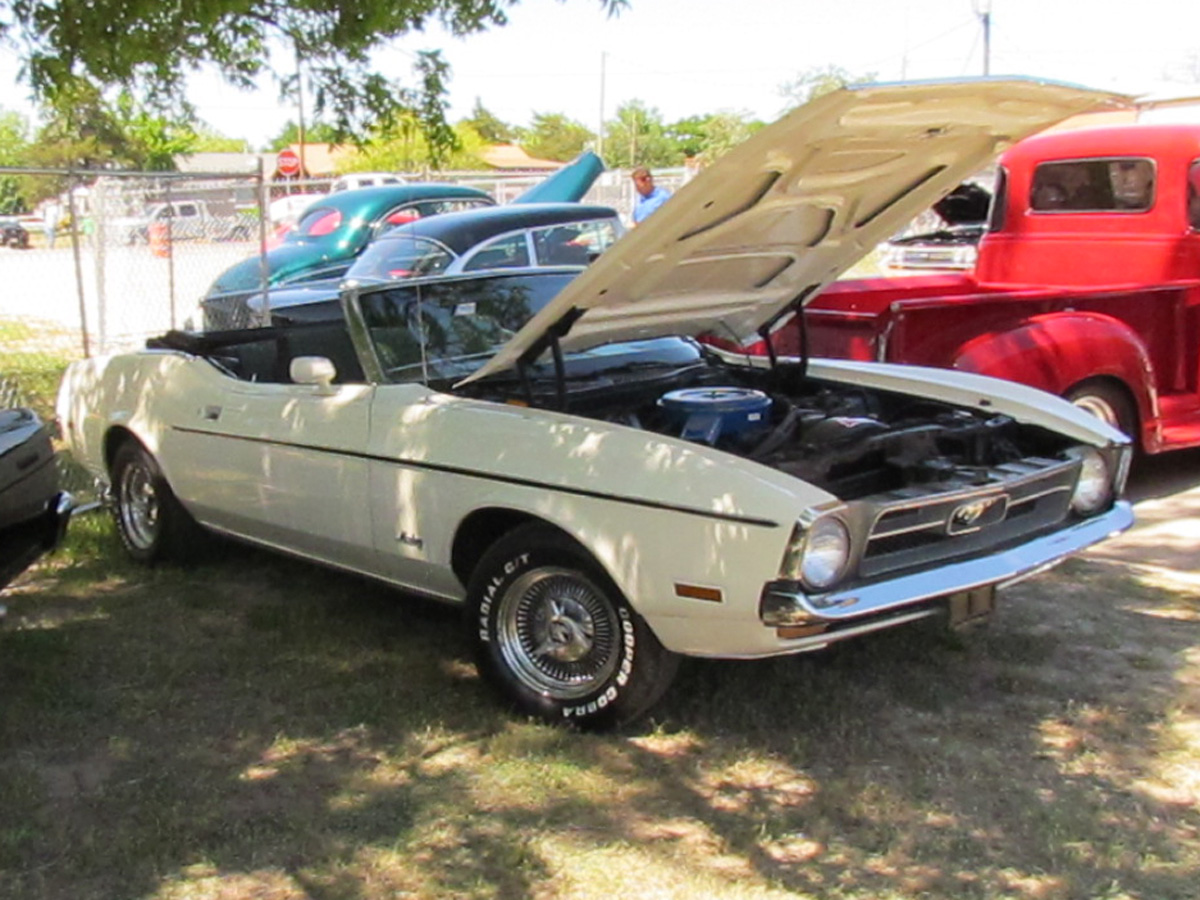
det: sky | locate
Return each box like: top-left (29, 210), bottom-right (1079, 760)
top-left (2, 0), bottom-right (1200, 149)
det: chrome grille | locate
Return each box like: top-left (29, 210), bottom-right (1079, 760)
top-left (858, 456), bottom-right (1079, 580)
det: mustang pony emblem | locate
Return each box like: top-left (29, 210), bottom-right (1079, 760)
top-left (948, 495), bottom-right (1008, 534)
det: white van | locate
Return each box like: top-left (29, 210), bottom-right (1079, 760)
top-left (330, 172), bottom-right (407, 192)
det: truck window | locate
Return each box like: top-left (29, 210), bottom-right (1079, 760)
top-left (1030, 158), bottom-right (1155, 212)
top-left (988, 167), bottom-right (1008, 232)
top-left (1189, 161), bottom-right (1200, 230)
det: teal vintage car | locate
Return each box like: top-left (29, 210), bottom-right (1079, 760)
top-left (204, 184), bottom-right (496, 307)
top-left (201, 152), bottom-right (606, 321)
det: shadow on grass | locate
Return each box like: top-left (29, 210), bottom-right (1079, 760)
top-left (1, 516), bottom-right (1198, 899)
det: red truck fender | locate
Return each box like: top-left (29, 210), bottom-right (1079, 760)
top-left (950, 311), bottom-right (1154, 439)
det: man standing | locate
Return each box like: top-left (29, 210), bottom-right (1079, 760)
top-left (631, 167), bottom-right (671, 225)
top-left (42, 200), bottom-right (59, 249)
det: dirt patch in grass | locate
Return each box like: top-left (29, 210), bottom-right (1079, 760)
top-left (1, 490), bottom-right (1197, 898)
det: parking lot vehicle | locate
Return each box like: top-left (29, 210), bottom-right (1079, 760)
top-left (116, 199), bottom-right (252, 244)
top-left (204, 203), bottom-right (624, 328)
top-left (881, 181), bottom-right (990, 270)
top-left (204, 153), bottom-right (607, 320)
top-left (203, 184), bottom-right (497, 309)
top-left (0, 217), bottom-right (30, 249)
top-left (756, 124), bottom-right (1200, 453)
top-left (1, 408), bottom-right (72, 594)
top-left (331, 172), bottom-right (407, 192)
top-left (58, 79), bottom-right (1133, 727)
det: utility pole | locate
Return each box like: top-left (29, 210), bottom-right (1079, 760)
top-left (295, 46), bottom-right (307, 180)
top-left (977, 0), bottom-right (992, 76)
top-left (598, 51), bottom-right (607, 160)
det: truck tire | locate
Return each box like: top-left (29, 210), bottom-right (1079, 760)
top-left (467, 523), bottom-right (679, 729)
top-left (111, 440), bottom-right (206, 564)
top-left (1065, 381), bottom-right (1136, 440)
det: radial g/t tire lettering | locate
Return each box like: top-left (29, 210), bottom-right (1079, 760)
top-left (467, 523), bottom-right (679, 729)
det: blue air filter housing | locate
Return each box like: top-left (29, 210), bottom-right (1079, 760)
top-left (658, 387), bottom-right (772, 446)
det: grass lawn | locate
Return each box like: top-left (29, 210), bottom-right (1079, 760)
top-left (0, 317), bottom-right (83, 422)
top-left (1, 506), bottom-right (1197, 900)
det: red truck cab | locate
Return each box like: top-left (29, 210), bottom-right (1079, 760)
top-left (977, 124), bottom-right (1200, 286)
top-left (784, 123), bottom-right (1200, 454)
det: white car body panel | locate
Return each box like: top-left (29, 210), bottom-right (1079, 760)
top-left (59, 337), bottom-right (1130, 658)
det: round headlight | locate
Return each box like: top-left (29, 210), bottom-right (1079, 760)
top-left (800, 517), bottom-right (851, 590)
top-left (1069, 447), bottom-right (1111, 515)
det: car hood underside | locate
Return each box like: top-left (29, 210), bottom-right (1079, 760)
top-left (462, 78), bottom-right (1126, 386)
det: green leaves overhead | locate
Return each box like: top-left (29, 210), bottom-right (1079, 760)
top-left (1, 0), bottom-right (627, 154)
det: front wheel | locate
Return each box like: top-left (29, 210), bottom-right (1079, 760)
top-left (467, 524), bottom-right (679, 729)
top-left (111, 440), bottom-right (205, 564)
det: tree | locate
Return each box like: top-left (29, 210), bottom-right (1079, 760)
top-left (191, 126), bottom-right (252, 154)
top-left (461, 99), bottom-right (518, 144)
top-left (779, 64), bottom-right (877, 112)
top-left (522, 112), bottom-right (594, 162)
top-left (0, 109), bottom-right (30, 213)
top-left (340, 120), bottom-right (488, 173)
top-left (0, 0), bottom-right (626, 159)
top-left (111, 93), bottom-right (198, 171)
top-left (603, 101), bottom-right (679, 169)
top-left (27, 86), bottom-right (198, 172)
top-left (267, 121), bottom-right (343, 153)
top-left (665, 111), bottom-right (761, 165)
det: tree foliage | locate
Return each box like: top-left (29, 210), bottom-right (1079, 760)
top-left (602, 101), bottom-right (678, 169)
top-left (521, 112), bottom-right (594, 162)
top-left (0, 109), bottom-right (30, 213)
top-left (267, 121), bottom-right (343, 153)
top-left (25, 86), bottom-right (197, 172)
top-left (191, 126), bottom-right (252, 154)
top-left (779, 64), bottom-right (877, 111)
top-left (339, 120), bottom-right (488, 173)
top-left (462, 99), bottom-right (519, 144)
top-left (0, 0), bottom-right (626, 157)
top-left (666, 112), bottom-right (761, 164)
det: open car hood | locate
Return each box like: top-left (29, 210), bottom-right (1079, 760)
top-left (461, 78), bottom-right (1126, 386)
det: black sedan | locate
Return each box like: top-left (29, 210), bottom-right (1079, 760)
top-left (1, 217), bottom-right (30, 249)
top-left (203, 203), bottom-right (623, 329)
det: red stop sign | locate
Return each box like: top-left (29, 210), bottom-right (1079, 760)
top-left (276, 148), bottom-right (302, 177)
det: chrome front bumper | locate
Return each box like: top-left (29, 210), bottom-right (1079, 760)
top-left (760, 501), bottom-right (1134, 641)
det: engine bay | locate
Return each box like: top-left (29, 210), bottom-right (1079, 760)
top-left (470, 346), bottom-right (1069, 501)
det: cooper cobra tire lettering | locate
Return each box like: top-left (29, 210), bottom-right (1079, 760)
top-left (465, 523), bottom-right (679, 729)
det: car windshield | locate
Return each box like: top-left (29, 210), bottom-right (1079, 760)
top-left (360, 273), bottom-right (572, 383)
top-left (350, 235), bottom-right (456, 281)
top-left (359, 272), bottom-right (699, 386)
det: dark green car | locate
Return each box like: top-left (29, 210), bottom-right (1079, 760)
top-left (204, 184), bottom-right (495, 307)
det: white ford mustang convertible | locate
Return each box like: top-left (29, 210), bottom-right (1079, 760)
top-left (58, 79), bottom-right (1134, 727)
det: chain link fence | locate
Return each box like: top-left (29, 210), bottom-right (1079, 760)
top-left (2, 167), bottom-right (268, 504)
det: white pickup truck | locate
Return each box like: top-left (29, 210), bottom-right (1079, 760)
top-left (118, 200), bottom-right (253, 244)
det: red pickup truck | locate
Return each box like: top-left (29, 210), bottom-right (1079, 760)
top-left (758, 123), bottom-right (1200, 454)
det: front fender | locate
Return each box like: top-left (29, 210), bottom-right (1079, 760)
top-left (951, 311), bottom-right (1154, 413)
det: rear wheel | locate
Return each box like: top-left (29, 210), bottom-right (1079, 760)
top-left (111, 441), bottom-right (205, 564)
top-left (467, 524), bottom-right (679, 729)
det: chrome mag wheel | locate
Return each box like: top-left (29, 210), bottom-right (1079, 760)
top-left (116, 455), bottom-right (161, 551)
top-left (495, 566), bottom-right (621, 700)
